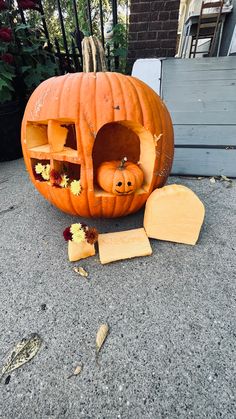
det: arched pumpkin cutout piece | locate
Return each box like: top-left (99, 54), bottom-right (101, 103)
top-left (144, 185), bottom-right (205, 245)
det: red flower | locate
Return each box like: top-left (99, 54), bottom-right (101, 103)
top-left (1, 53), bottom-right (14, 65)
top-left (18, 0), bottom-right (38, 10)
top-left (0, 28), bottom-right (12, 43)
top-left (85, 227), bottom-right (98, 245)
top-left (63, 226), bottom-right (72, 242)
top-left (33, 168), bottom-right (44, 182)
top-left (0, 0), bottom-right (7, 11)
top-left (50, 169), bottom-right (62, 187)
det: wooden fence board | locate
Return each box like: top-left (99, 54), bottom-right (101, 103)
top-left (168, 101), bottom-right (236, 113)
top-left (174, 125), bottom-right (236, 146)
top-left (170, 111), bottom-right (236, 125)
top-left (163, 56), bottom-right (236, 72)
top-left (172, 148), bottom-right (236, 177)
top-left (163, 84), bottom-right (236, 102)
top-left (164, 69), bottom-right (236, 82)
top-left (161, 57), bottom-right (236, 177)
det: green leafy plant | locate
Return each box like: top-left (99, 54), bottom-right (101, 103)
top-left (26, 0), bottom-right (129, 73)
top-left (106, 23), bottom-right (128, 73)
top-left (0, 0), bottom-right (58, 104)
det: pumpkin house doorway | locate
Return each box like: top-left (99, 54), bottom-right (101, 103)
top-left (92, 120), bottom-right (156, 196)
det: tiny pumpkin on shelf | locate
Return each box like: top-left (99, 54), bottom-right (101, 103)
top-left (97, 157), bottom-right (144, 195)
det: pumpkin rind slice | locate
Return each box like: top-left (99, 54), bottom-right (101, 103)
top-left (98, 228), bottom-right (152, 264)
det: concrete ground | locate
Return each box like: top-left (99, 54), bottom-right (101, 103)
top-left (0, 158), bottom-right (235, 419)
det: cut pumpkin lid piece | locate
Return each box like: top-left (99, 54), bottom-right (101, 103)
top-left (144, 184), bottom-right (205, 245)
top-left (98, 228), bottom-right (152, 264)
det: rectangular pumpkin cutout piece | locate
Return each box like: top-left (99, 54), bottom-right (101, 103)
top-left (98, 228), bottom-right (152, 264)
top-left (48, 120), bottom-right (68, 152)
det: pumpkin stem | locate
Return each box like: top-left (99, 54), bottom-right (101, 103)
top-left (118, 157), bottom-right (127, 170)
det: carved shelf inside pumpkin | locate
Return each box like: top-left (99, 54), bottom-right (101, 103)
top-left (28, 144), bottom-right (80, 164)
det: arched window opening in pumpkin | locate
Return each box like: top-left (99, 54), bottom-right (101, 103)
top-left (92, 121), bottom-right (156, 196)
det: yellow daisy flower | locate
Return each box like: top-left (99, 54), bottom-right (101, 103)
top-left (70, 223), bottom-right (82, 234)
top-left (35, 163), bottom-right (44, 174)
top-left (70, 223), bottom-right (86, 243)
top-left (70, 180), bottom-right (81, 196)
top-left (60, 174), bottom-right (69, 188)
top-left (72, 228), bottom-right (86, 243)
top-left (41, 164), bottom-right (51, 180)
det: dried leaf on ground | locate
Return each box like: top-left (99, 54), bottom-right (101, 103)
top-left (68, 364), bottom-right (83, 379)
top-left (0, 334), bottom-right (42, 380)
top-left (210, 177), bottom-right (216, 184)
top-left (96, 323), bottom-right (109, 353)
top-left (221, 175), bottom-right (232, 182)
top-left (73, 267), bottom-right (89, 278)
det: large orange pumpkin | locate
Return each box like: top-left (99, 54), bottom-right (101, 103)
top-left (21, 72), bottom-right (174, 218)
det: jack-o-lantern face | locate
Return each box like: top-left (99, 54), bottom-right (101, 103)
top-left (21, 72), bottom-right (174, 218)
top-left (97, 158), bottom-right (144, 196)
top-left (115, 179), bottom-right (133, 195)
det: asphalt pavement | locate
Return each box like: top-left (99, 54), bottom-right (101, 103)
top-left (0, 158), bottom-right (235, 419)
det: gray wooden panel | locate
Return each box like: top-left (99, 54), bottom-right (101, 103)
top-left (171, 148), bottom-right (236, 177)
top-left (170, 110), bottom-right (236, 125)
top-left (169, 100), bottom-right (236, 113)
top-left (162, 57), bottom-right (236, 176)
top-left (164, 69), bottom-right (236, 82)
top-left (162, 57), bottom-right (236, 73)
top-left (164, 80), bottom-right (236, 92)
top-left (164, 84), bottom-right (236, 103)
top-left (174, 125), bottom-right (236, 146)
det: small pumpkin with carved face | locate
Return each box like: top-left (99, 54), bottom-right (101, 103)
top-left (97, 157), bottom-right (144, 195)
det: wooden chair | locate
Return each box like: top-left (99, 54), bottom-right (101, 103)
top-left (189, 0), bottom-right (224, 58)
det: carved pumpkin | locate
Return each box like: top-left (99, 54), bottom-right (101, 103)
top-left (97, 157), bottom-right (144, 195)
top-left (21, 72), bottom-right (174, 218)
